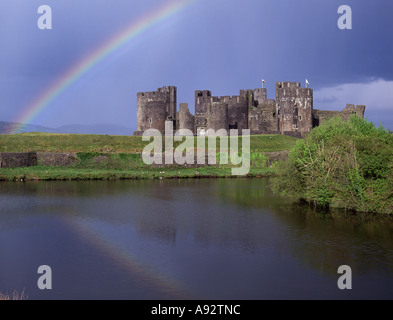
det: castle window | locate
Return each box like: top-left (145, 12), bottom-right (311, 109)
top-left (149, 118), bottom-right (152, 124)
top-left (273, 112), bottom-right (276, 118)
top-left (299, 115), bottom-right (302, 121)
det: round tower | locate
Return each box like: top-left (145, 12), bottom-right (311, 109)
top-left (136, 86), bottom-right (177, 134)
top-left (207, 102), bottom-right (229, 133)
top-left (276, 81), bottom-right (313, 137)
top-left (178, 103), bottom-right (195, 135)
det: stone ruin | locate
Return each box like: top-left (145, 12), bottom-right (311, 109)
top-left (133, 81), bottom-right (366, 138)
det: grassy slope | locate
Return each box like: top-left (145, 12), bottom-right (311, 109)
top-left (0, 133), bottom-right (298, 181)
top-left (0, 132), bottom-right (297, 153)
top-left (0, 132), bottom-right (146, 153)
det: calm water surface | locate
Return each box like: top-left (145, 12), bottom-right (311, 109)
top-left (0, 178), bottom-right (392, 299)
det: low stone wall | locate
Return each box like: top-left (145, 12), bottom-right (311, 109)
top-left (37, 152), bottom-right (78, 167)
top-left (0, 152), bottom-right (38, 168)
top-left (263, 151), bottom-right (289, 167)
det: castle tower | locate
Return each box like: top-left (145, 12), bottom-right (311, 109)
top-left (221, 91), bottom-right (249, 132)
top-left (195, 90), bottom-right (219, 135)
top-left (276, 81), bottom-right (313, 138)
top-left (135, 86), bottom-right (177, 135)
top-left (177, 103), bottom-right (195, 135)
top-left (207, 102), bottom-right (229, 134)
top-left (247, 87), bottom-right (279, 135)
top-left (252, 88), bottom-right (267, 106)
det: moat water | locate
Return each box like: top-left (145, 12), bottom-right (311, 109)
top-left (0, 178), bottom-right (393, 300)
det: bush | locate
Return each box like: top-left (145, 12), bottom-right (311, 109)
top-left (271, 116), bottom-right (393, 214)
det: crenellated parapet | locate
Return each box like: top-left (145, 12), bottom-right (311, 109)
top-left (134, 81), bottom-right (366, 138)
top-left (134, 86), bottom-right (177, 135)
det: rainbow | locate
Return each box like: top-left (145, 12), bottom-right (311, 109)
top-left (9, 0), bottom-right (197, 134)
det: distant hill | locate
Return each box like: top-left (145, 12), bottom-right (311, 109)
top-left (0, 121), bottom-right (60, 134)
top-left (0, 121), bottom-right (133, 136)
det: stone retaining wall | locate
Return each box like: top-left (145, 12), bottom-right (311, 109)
top-left (263, 151), bottom-right (289, 167)
top-left (0, 152), bottom-right (38, 168)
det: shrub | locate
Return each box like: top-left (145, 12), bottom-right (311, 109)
top-left (271, 116), bottom-right (393, 214)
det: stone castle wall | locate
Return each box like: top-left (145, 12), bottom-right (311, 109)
top-left (276, 82), bottom-right (313, 138)
top-left (135, 82), bottom-right (366, 138)
top-left (220, 94), bottom-right (248, 132)
top-left (207, 102), bottom-right (229, 134)
top-left (134, 86), bottom-right (177, 135)
top-left (249, 100), bottom-right (278, 135)
top-left (177, 103), bottom-right (195, 135)
top-left (0, 152), bottom-right (37, 168)
top-left (313, 104), bottom-right (366, 126)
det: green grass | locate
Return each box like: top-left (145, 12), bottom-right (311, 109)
top-left (0, 166), bottom-right (276, 181)
top-left (0, 132), bottom-right (297, 181)
top-left (0, 132), bottom-right (147, 153)
top-left (0, 132), bottom-right (298, 153)
top-left (249, 134), bottom-right (297, 152)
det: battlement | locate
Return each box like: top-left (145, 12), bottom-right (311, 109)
top-left (135, 81), bottom-right (366, 138)
top-left (252, 88), bottom-right (268, 106)
top-left (218, 95), bottom-right (247, 104)
top-left (138, 86), bottom-right (177, 100)
top-left (313, 104), bottom-right (366, 126)
top-left (136, 86), bottom-right (177, 133)
top-left (195, 90), bottom-right (212, 98)
top-left (344, 104), bottom-right (366, 113)
top-left (276, 83), bottom-right (313, 98)
top-left (276, 82), bottom-right (301, 89)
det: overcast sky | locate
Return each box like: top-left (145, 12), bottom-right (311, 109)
top-left (0, 0), bottom-right (392, 131)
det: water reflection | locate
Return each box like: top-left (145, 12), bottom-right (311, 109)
top-left (0, 178), bottom-right (393, 299)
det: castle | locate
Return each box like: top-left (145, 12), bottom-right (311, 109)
top-left (133, 81), bottom-right (366, 137)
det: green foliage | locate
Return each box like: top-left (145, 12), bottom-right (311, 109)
top-left (271, 116), bottom-right (393, 215)
top-left (250, 152), bottom-right (267, 168)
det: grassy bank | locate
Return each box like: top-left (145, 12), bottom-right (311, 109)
top-left (0, 165), bottom-right (276, 181)
top-left (0, 133), bottom-right (295, 181)
top-left (0, 132), bottom-right (297, 153)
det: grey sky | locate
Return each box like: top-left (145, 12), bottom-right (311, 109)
top-left (0, 0), bottom-right (392, 130)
